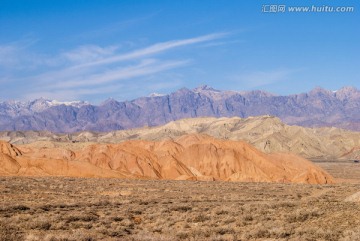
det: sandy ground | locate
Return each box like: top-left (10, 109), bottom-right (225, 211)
top-left (1, 161), bottom-right (360, 241)
top-left (315, 160), bottom-right (360, 184)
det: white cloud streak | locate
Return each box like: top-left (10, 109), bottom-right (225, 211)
top-left (62, 45), bottom-right (119, 64)
top-left (1, 32), bottom-right (229, 101)
top-left (70, 32), bottom-right (229, 69)
top-left (52, 59), bottom-right (189, 89)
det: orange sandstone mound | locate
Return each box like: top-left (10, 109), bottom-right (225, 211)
top-left (0, 134), bottom-right (334, 184)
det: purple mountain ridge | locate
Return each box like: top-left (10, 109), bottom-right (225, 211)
top-left (1, 85), bottom-right (360, 133)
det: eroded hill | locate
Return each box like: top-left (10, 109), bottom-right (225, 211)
top-left (2, 115), bottom-right (360, 160)
top-left (0, 134), bottom-right (333, 184)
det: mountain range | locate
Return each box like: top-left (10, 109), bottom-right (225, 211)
top-left (1, 85), bottom-right (360, 132)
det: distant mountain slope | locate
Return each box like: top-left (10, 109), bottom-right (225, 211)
top-left (2, 116), bottom-right (360, 160)
top-left (1, 85), bottom-right (360, 132)
top-left (0, 134), bottom-right (334, 184)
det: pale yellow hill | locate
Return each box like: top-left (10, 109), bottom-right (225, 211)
top-left (2, 116), bottom-right (360, 159)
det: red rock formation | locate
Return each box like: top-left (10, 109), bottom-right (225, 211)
top-left (0, 135), bottom-right (334, 184)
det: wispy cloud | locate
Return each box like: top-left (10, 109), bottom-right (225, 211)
top-left (50, 59), bottom-right (189, 89)
top-left (0, 39), bottom-right (35, 68)
top-left (200, 39), bottom-right (244, 48)
top-left (0, 38), bottom-right (62, 70)
top-left (61, 45), bottom-right (119, 64)
top-left (1, 32), bottom-right (229, 102)
top-left (70, 32), bottom-right (229, 69)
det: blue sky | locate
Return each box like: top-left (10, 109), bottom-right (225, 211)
top-left (0, 0), bottom-right (359, 103)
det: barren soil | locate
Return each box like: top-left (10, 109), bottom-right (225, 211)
top-left (1, 166), bottom-right (360, 241)
top-left (315, 160), bottom-right (360, 184)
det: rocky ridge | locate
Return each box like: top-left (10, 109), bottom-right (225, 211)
top-left (1, 86), bottom-right (360, 132)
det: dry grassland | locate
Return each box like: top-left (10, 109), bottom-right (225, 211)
top-left (315, 160), bottom-right (360, 184)
top-left (1, 167), bottom-right (360, 241)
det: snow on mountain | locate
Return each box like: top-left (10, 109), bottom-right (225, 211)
top-left (149, 93), bottom-right (166, 97)
top-left (0, 98), bottom-right (90, 116)
top-left (0, 86), bottom-right (360, 132)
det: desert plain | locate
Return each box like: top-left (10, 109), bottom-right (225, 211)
top-left (1, 117), bottom-right (360, 240)
top-left (1, 174), bottom-right (360, 241)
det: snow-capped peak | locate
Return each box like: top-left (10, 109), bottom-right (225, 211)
top-left (28, 98), bottom-right (89, 112)
top-left (47, 100), bottom-right (90, 107)
top-left (149, 93), bottom-right (166, 97)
